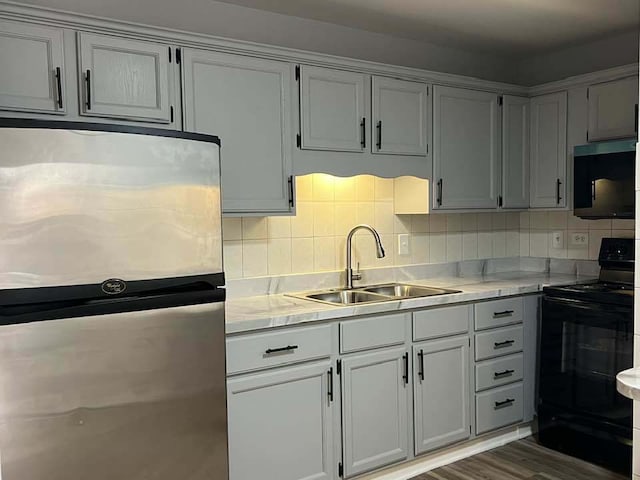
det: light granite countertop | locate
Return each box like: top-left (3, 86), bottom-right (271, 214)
top-left (225, 271), bottom-right (595, 335)
top-left (617, 368), bottom-right (640, 401)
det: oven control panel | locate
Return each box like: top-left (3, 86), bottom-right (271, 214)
top-left (598, 238), bottom-right (634, 265)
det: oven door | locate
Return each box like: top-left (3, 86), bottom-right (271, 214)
top-left (540, 296), bottom-right (632, 429)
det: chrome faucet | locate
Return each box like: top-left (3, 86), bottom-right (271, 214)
top-left (345, 224), bottom-right (385, 289)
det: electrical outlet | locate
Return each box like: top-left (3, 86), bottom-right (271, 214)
top-left (551, 231), bottom-right (564, 249)
top-left (570, 232), bottom-right (588, 247)
top-left (398, 234), bottom-right (410, 256)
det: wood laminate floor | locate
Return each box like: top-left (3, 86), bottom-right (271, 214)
top-left (411, 437), bottom-right (627, 480)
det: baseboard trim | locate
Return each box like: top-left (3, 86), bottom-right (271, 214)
top-left (357, 424), bottom-right (533, 480)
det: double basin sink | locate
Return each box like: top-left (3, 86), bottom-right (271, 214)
top-left (289, 283), bottom-right (461, 306)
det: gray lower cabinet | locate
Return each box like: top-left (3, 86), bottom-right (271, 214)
top-left (341, 347), bottom-right (410, 477)
top-left (227, 361), bottom-right (335, 480)
top-left (413, 336), bottom-right (470, 455)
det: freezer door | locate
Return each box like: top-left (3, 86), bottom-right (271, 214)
top-left (0, 301), bottom-right (228, 480)
top-left (0, 122), bottom-right (222, 290)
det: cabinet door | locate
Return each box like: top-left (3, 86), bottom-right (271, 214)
top-left (182, 49), bottom-right (294, 214)
top-left (502, 96), bottom-right (530, 209)
top-left (433, 86), bottom-right (500, 209)
top-left (414, 336), bottom-right (470, 455)
top-left (227, 361), bottom-right (335, 480)
top-left (530, 91), bottom-right (567, 208)
top-left (0, 20), bottom-right (65, 114)
top-left (300, 66), bottom-right (367, 152)
top-left (372, 76), bottom-right (429, 156)
top-left (78, 32), bottom-right (171, 122)
top-left (341, 348), bottom-right (409, 477)
top-left (588, 76), bottom-right (639, 141)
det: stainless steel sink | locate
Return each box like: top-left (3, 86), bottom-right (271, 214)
top-left (360, 284), bottom-right (460, 298)
top-left (289, 283), bottom-right (461, 306)
top-left (304, 290), bottom-right (390, 305)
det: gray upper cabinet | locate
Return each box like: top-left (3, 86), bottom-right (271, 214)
top-left (501, 95), bottom-right (530, 209)
top-left (77, 32), bottom-right (172, 123)
top-left (529, 91), bottom-right (567, 208)
top-left (299, 66), bottom-right (367, 152)
top-left (371, 76), bottom-right (429, 156)
top-left (588, 76), bottom-right (639, 141)
top-left (0, 20), bottom-right (65, 114)
top-left (227, 361), bottom-right (335, 480)
top-left (341, 348), bottom-right (409, 477)
top-left (182, 49), bottom-right (294, 215)
top-left (433, 86), bottom-right (500, 210)
top-left (414, 336), bottom-right (470, 455)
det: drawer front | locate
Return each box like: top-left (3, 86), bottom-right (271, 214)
top-left (413, 305), bottom-right (471, 341)
top-left (475, 325), bottom-right (523, 361)
top-left (476, 382), bottom-right (524, 435)
top-left (227, 324), bottom-right (332, 375)
top-left (475, 353), bottom-right (524, 392)
top-left (474, 297), bottom-right (524, 331)
top-left (340, 313), bottom-right (407, 353)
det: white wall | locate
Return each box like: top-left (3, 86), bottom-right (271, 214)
top-left (10, 0), bottom-right (517, 83)
top-left (517, 29), bottom-right (639, 86)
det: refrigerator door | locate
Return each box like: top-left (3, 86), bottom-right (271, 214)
top-left (0, 300), bottom-right (227, 480)
top-left (0, 120), bottom-right (222, 290)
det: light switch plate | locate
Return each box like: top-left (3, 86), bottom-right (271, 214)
top-left (551, 231), bottom-right (564, 249)
top-left (398, 234), bottom-right (410, 256)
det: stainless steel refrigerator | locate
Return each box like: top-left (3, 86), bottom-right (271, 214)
top-left (0, 119), bottom-right (228, 480)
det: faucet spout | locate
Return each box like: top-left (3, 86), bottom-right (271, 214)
top-left (345, 224), bottom-right (386, 289)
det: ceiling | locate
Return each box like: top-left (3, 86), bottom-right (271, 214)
top-left (213, 0), bottom-right (639, 55)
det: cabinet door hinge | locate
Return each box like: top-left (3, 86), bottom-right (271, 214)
top-left (175, 48), bottom-right (181, 64)
top-left (168, 47), bottom-right (172, 63)
top-left (295, 65), bottom-right (300, 81)
top-left (296, 133), bottom-right (301, 148)
top-left (336, 359), bottom-right (342, 375)
top-left (170, 106), bottom-right (174, 123)
top-left (287, 176), bottom-right (295, 208)
top-left (498, 95), bottom-right (503, 106)
top-left (338, 462), bottom-right (344, 477)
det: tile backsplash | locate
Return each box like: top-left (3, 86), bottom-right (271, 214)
top-left (222, 174), bottom-right (634, 279)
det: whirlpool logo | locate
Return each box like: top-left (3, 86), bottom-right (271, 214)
top-left (101, 278), bottom-right (127, 295)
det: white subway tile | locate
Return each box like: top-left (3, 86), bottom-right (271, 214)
top-left (478, 232), bottom-right (493, 258)
top-left (291, 237), bottom-right (314, 273)
top-left (267, 238), bottom-right (292, 275)
top-left (291, 202), bottom-right (314, 237)
top-left (242, 217), bottom-right (268, 240)
top-left (462, 232), bottom-right (478, 260)
top-left (446, 232), bottom-right (462, 261)
top-left (267, 216), bottom-right (291, 239)
top-left (223, 241), bottom-right (243, 279)
top-left (242, 240), bottom-right (268, 277)
top-left (429, 233), bottom-right (447, 263)
top-left (222, 217), bottom-right (242, 241)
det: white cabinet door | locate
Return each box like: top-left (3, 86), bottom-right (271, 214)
top-left (341, 348), bottom-right (409, 477)
top-left (0, 20), bottom-right (65, 114)
top-left (588, 76), bottom-right (639, 141)
top-left (78, 32), bottom-right (171, 122)
top-left (414, 336), bottom-right (470, 455)
top-left (300, 66), bottom-right (367, 152)
top-left (227, 361), bottom-right (335, 480)
top-left (530, 91), bottom-right (567, 208)
top-left (502, 96), bottom-right (530, 209)
top-left (182, 49), bottom-right (294, 215)
top-left (372, 76), bottom-right (429, 156)
top-left (433, 86), bottom-right (500, 209)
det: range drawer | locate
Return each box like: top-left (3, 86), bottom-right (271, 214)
top-left (475, 325), bottom-right (523, 361)
top-left (340, 313), bottom-right (408, 353)
top-left (227, 324), bottom-right (332, 375)
top-left (475, 353), bottom-right (523, 392)
top-left (474, 297), bottom-right (523, 331)
top-left (476, 382), bottom-right (524, 435)
top-left (413, 305), bottom-right (471, 341)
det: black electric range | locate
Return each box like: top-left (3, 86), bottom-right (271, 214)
top-left (537, 238), bottom-right (634, 474)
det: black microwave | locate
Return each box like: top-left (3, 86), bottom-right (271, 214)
top-left (573, 139), bottom-right (636, 219)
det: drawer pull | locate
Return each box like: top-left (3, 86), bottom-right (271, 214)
top-left (494, 340), bottom-right (515, 348)
top-left (494, 398), bottom-right (515, 408)
top-left (494, 369), bottom-right (515, 378)
top-left (493, 310), bottom-right (514, 318)
top-left (327, 367), bottom-right (334, 402)
top-left (265, 345), bottom-right (298, 355)
top-left (402, 352), bottom-right (409, 385)
top-left (418, 349), bottom-right (425, 381)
